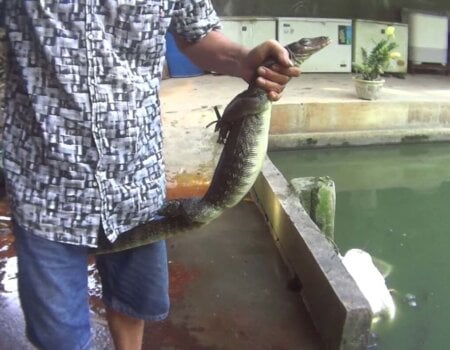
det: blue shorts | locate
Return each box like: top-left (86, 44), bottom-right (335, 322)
top-left (13, 222), bottom-right (170, 350)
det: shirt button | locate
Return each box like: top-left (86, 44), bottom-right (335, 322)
top-left (87, 33), bottom-right (94, 40)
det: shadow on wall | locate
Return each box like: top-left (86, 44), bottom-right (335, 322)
top-left (214, 0), bottom-right (321, 17)
top-left (212, 0), bottom-right (450, 23)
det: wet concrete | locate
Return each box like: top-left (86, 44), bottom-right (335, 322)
top-left (0, 199), bottom-right (325, 350)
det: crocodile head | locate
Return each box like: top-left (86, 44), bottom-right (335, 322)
top-left (286, 36), bottom-right (331, 66)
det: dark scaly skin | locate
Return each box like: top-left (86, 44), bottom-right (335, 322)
top-left (91, 36), bottom-right (330, 255)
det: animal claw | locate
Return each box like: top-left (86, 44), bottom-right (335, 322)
top-left (205, 120), bottom-right (217, 128)
top-left (205, 105), bottom-right (222, 129)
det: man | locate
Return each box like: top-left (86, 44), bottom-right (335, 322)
top-left (0, 1), bottom-right (300, 349)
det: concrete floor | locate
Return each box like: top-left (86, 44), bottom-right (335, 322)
top-left (160, 72), bottom-right (450, 109)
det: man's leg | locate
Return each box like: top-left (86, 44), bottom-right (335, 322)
top-left (96, 239), bottom-right (170, 350)
top-left (105, 306), bottom-right (144, 350)
top-left (13, 223), bottom-right (92, 350)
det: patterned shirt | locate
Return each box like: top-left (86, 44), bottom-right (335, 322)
top-left (0, 0), bottom-right (220, 247)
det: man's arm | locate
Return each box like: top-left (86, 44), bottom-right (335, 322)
top-left (173, 30), bottom-right (301, 101)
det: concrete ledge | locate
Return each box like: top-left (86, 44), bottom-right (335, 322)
top-left (271, 101), bottom-right (450, 134)
top-left (268, 101), bottom-right (450, 150)
top-left (290, 176), bottom-right (336, 240)
top-left (269, 128), bottom-right (450, 150)
top-left (252, 158), bottom-right (372, 350)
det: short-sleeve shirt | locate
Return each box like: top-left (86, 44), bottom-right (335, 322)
top-left (1, 0), bottom-right (220, 247)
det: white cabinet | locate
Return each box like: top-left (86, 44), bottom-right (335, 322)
top-left (220, 17), bottom-right (277, 49)
top-left (277, 18), bottom-right (352, 72)
top-left (353, 19), bottom-right (408, 74)
top-left (402, 10), bottom-right (448, 65)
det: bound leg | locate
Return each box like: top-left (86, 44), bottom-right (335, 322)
top-left (105, 307), bottom-right (144, 350)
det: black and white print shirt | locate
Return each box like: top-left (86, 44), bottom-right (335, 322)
top-left (0, 0), bottom-right (220, 246)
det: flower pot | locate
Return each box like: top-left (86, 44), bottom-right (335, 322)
top-left (353, 78), bottom-right (385, 100)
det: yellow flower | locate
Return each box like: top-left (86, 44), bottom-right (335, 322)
top-left (389, 51), bottom-right (401, 59)
top-left (385, 26), bottom-right (395, 38)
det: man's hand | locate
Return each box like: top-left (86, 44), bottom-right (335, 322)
top-left (177, 31), bottom-right (301, 101)
top-left (240, 40), bottom-right (301, 101)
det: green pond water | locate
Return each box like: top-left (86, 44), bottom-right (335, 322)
top-left (269, 143), bottom-right (450, 350)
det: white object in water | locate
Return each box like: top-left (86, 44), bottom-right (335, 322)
top-left (340, 248), bottom-right (396, 322)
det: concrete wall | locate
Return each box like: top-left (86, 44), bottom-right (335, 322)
top-left (213, 0), bottom-right (450, 22)
top-left (252, 159), bottom-right (372, 350)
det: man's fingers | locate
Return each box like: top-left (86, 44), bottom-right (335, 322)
top-left (242, 39), bottom-right (303, 101)
top-left (271, 64), bottom-right (302, 78)
top-left (250, 40), bottom-right (294, 70)
top-left (256, 64), bottom-right (302, 101)
top-left (256, 76), bottom-right (284, 101)
top-left (268, 91), bottom-right (282, 102)
top-left (257, 65), bottom-right (300, 86)
top-left (263, 40), bottom-right (294, 68)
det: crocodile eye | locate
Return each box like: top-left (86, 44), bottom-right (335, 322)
top-left (299, 38), bottom-right (311, 46)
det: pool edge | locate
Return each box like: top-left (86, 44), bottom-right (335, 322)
top-left (252, 158), bottom-right (372, 350)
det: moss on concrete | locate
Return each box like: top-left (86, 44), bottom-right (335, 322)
top-left (290, 176), bottom-right (336, 240)
top-left (401, 134), bottom-right (429, 143)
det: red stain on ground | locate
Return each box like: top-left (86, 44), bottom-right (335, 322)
top-left (140, 261), bottom-right (207, 349)
top-left (0, 199), bottom-right (11, 215)
top-left (0, 199), bottom-right (16, 296)
top-left (166, 172), bottom-right (210, 200)
top-left (168, 261), bottom-right (201, 303)
top-left (166, 182), bottom-right (209, 200)
top-left (0, 232), bottom-right (14, 259)
top-left (143, 318), bottom-right (214, 350)
top-left (0, 198), bottom-right (14, 260)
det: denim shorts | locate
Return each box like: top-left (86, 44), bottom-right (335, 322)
top-left (13, 222), bottom-right (170, 350)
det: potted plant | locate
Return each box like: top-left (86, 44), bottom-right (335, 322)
top-left (353, 26), bottom-right (401, 100)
